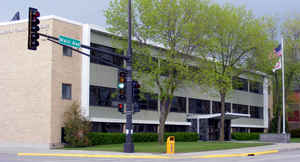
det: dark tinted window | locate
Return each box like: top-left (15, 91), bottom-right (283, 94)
top-left (233, 104), bottom-right (248, 114)
top-left (232, 127), bottom-right (249, 133)
top-left (138, 93), bottom-right (158, 111)
top-left (133, 124), bottom-right (157, 133)
top-left (250, 106), bottom-right (263, 119)
top-left (63, 46), bottom-right (72, 56)
top-left (62, 83), bottom-right (72, 100)
top-left (165, 125), bottom-right (188, 132)
top-left (212, 101), bottom-right (231, 113)
top-left (250, 81), bottom-right (263, 94)
top-left (90, 43), bottom-right (123, 67)
top-left (189, 98), bottom-right (210, 114)
top-left (170, 96), bottom-right (186, 113)
top-left (89, 85), bottom-right (117, 107)
top-left (233, 77), bottom-right (248, 91)
top-left (91, 122), bottom-right (122, 133)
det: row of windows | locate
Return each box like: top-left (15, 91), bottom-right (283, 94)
top-left (232, 77), bottom-right (263, 94)
top-left (232, 127), bottom-right (264, 133)
top-left (89, 85), bottom-right (158, 111)
top-left (90, 43), bottom-right (123, 67)
top-left (89, 85), bottom-right (264, 118)
top-left (89, 43), bottom-right (264, 95)
top-left (62, 84), bottom-right (264, 119)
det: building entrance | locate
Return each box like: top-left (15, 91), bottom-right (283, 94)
top-left (188, 113), bottom-right (249, 141)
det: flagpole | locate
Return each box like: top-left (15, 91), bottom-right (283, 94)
top-left (281, 38), bottom-right (286, 134)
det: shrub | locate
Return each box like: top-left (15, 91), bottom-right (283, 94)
top-left (133, 133), bottom-right (158, 142)
top-left (231, 132), bottom-right (260, 140)
top-left (290, 128), bottom-right (300, 138)
top-left (63, 102), bottom-right (91, 147)
top-left (88, 133), bottom-right (125, 145)
top-left (164, 132), bottom-right (198, 142)
top-left (87, 132), bottom-right (198, 145)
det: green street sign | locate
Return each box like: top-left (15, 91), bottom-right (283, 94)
top-left (59, 35), bottom-right (80, 48)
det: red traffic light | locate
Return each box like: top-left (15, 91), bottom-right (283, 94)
top-left (33, 11), bottom-right (40, 17)
top-left (118, 104), bottom-right (124, 113)
top-left (118, 104), bottom-right (123, 109)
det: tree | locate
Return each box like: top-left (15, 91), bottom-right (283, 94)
top-left (194, 4), bottom-right (274, 141)
top-left (105, 0), bottom-right (210, 144)
top-left (64, 102), bottom-right (91, 147)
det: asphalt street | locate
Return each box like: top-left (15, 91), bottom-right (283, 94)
top-left (1, 149), bottom-right (300, 162)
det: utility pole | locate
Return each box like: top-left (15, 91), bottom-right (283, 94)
top-left (123, 0), bottom-right (134, 153)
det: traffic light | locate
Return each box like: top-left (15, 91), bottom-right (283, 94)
top-left (118, 71), bottom-right (126, 101)
top-left (132, 80), bottom-right (140, 103)
top-left (28, 7), bottom-right (40, 50)
top-left (118, 104), bottom-right (124, 113)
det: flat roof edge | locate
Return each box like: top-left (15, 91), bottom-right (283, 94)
top-left (0, 15), bottom-right (83, 27)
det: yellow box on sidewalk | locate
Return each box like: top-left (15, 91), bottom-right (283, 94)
top-left (166, 136), bottom-right (175, 154)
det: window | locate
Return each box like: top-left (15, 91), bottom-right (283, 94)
top-left (90, 43), bottom-right (123, 67)
top-left (170, 96), bottom-right (186, 113)
top-left (212, 101), bottom-right (231, 113)
top-left (133, 124), bottom-right (157, 133)
top-left (250, 128), bottom-right (264, 133)
top-left (165, 125), bottom-right (188, 132)
top-left (63, 46), bottom-right (72, 56)
top-left (250, 106), bottom-right (263, 119)
top-left (189, 98), bottom-right (210, 114)
top-left (89, 85), bottom-right (117, 107)
top-left (249, 81), bottom-right (263, 94)
top-left (232, 127), bottom-right (249, 133)
top-left (138, 93), bottom-right (158, 111)
top-left (233, 77), bottom-right (248, 91)
top-left (91, 122), bottom-right (122, 133)
top-left (62, 83), bottom-right (72, 100)
top-left (232, 104), bottom-right (248, 114)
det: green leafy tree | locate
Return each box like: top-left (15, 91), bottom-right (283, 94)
top-left (105, 0), bottom-right (210, 144)
top-left (64, 102), bottom-right (91, 147)
top-left (194, 4), bottom-right (274, 141)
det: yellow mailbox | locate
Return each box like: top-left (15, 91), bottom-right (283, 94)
top-left (166, 136), bottom-right (175, 154)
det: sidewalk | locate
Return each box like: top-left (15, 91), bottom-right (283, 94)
top-left (2, 142), bottom-right (300, 159)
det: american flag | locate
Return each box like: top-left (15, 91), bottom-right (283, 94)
top-left (272, 44), bottom-right (282, 72)
top-left (274, 44), bottom-right (282, 57)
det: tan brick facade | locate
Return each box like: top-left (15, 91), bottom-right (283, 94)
top-left (0, 17), bottom-right (82, 148)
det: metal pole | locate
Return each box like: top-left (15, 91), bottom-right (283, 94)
top-left (124, 0), bottom-right (134, 153)
top-left (282, 38), bottom-right (286, 134)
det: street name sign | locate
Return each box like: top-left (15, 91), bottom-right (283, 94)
top-left (59, 35), bottom-right (80, 48)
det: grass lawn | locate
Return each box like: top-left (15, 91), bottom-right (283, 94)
top-left (291, 138), bottom-right (300, 143)
top-left (64, 141), bottom-right (271, 153)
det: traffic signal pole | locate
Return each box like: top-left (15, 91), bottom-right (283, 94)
top-left (123, 0), bottom-right (134, 153)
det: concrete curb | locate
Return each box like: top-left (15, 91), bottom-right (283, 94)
top-left (18, 150), bottom-right (279, 159)
top-left (190, 150), bottom-right (278, 159)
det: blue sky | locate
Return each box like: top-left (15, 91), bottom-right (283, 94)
top-left (1, 0), bottom-right (300, 27)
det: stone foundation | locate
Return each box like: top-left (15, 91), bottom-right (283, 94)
top-left (259, 133), bottom-right (290, 143)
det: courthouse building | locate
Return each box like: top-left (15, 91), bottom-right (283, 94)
top-left (0, 16), bottom-right (272, 148)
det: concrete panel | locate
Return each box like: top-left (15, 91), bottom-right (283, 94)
top-left (89, 106), bottom-right (188, 125)
top-left (90, 63), bottom-right (118, 88)
top-left (232, 117), bottom-right (264, 127)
